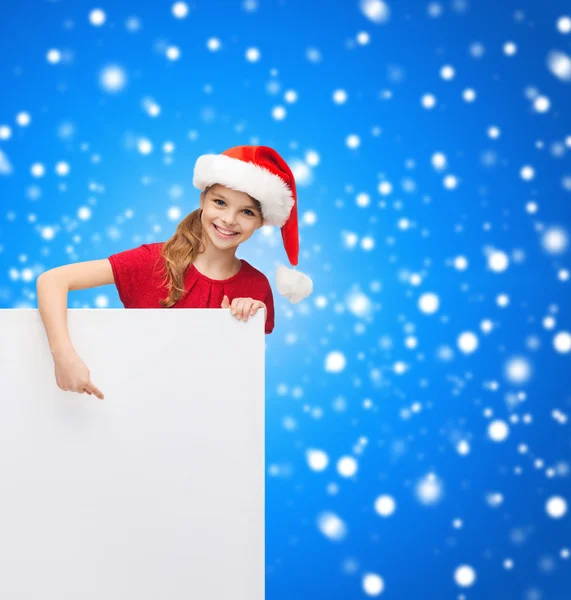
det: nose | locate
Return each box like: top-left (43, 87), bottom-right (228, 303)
top-left (221, 212), bottom-right (238, 226)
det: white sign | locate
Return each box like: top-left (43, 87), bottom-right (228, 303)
top-left (0, 309), bottom-right (265, 600)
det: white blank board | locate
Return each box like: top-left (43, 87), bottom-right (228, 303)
top-left (0, 309), bottom-right (265, 600)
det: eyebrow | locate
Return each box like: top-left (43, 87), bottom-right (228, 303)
top-left (212, 191), bottom-right (258, 212)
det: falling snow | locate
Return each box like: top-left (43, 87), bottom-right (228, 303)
top-left (1, 1), bottom-right (570, 598)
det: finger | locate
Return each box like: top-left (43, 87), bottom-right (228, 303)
top-left (239, 300), bottom-right (251, 321)
top-left (234, 298), bottom-right (247, 319)
top-left (242, 299), bottom-right (255, 321)
top-left (86, 382), bottom-right (105, 400)
top-left (231, 297), bottom-right (241, 315)
top-left (92, 387), bottom-right (104, 400)
top-left (83, 388), bottom-right (92, 395)
top-left (221, 294), bottom-right (230, 308)
top-left (249, 301), bottom-right (264, 316)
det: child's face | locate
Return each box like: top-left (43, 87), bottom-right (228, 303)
top-left (200, 184), bottom-right (264, 248)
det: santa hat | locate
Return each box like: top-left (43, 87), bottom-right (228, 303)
top-left (193, 145), bottom-right (313, 303)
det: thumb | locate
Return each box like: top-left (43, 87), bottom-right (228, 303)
top-left (221, 294), bottom-right (230, 308)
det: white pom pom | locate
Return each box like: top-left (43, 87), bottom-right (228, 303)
top-left (276, 264), bottom-right (313, 303)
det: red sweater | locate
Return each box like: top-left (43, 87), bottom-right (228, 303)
top-left (108, 242), bottom-right (275, 334)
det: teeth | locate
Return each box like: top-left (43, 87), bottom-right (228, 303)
top-left (215, 225), bottom-right (237, 235)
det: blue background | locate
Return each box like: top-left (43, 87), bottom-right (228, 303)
top-left (1, 0), bottom-right (570, 598)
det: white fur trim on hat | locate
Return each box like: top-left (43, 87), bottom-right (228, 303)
top-left (193, 154), bottom-right (295, 227)
top-left (276, 264), bottom-right (313, 303)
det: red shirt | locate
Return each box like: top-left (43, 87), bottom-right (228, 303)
top-left (108, 242), bottom-right (275, 334)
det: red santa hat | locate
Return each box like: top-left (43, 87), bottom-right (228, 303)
top-left (193, 145), bottom-right (313, 303)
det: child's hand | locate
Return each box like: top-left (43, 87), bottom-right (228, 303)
top-left (221, 295), bottom-right (267, 323)
top-left (52, 347), bottom-right (105, 400)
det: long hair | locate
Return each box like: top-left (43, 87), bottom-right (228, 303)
top-left (156, 185), bottom-right (263, 307)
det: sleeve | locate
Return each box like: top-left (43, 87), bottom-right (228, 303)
top-left (264, 283), bottom-right (275, 335)
top-left (107, 243), bottom-right (152, 308)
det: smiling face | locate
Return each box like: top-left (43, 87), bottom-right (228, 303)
top-left (199, 183), bottom-right (264, 248)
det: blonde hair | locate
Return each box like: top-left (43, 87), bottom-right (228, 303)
top-left (156, 185), bottom-right (263, 308)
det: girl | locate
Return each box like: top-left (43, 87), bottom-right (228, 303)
top-left (36, 145), bottom-right (313, 401)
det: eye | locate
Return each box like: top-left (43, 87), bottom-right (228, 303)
top-left (213, 198), bottom-right (255, 217)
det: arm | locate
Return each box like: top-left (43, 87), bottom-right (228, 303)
top-left (264, 285), bottom-right (275, 335)
top-left (36, 259), bottom-right (115, 356)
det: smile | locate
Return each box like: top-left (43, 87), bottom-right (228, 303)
top-left (213, 223), bottom-right (239, 238)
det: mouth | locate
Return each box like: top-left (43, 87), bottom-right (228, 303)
top-left (213, 223), bottom-right (239, 239)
